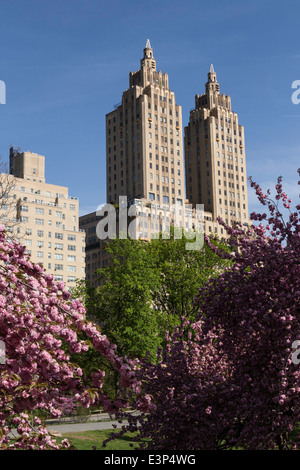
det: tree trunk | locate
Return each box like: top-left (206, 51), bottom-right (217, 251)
top-left (276, 432), bottom-right (289, 450)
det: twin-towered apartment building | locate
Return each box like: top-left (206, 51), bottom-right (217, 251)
top-left (104, 41), bottom-right (248, 226)
top-left (81, 40), bottom-right (249, 284)
top-left (1, 40), bottom-right (249, 287)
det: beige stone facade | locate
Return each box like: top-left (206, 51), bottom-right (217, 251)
top-left (79, 211), bottom-right (108, 286)
top-left (184, 65), bottom-right (249, 230)
top-left (1, 147), bottom-right (86, 288)
top-left (80, 42), bottom-right (250, 282)
top-left (106, 39), bottom-right (184, 208)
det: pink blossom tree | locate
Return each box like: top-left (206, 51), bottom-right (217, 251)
top-left (106, 319), bottom-right (233, 450)
top-left (194, 171), bottom-right (300, 450)
top-left (111, 171), bottom-right (300, 450)
top-left (0, 224), bottom-right (140, 450)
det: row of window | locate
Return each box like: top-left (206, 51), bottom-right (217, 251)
top-left (218, 199), bottom-right (246, 209)
top-left (54, 264), bottom-right (77, 272)
top-left (108, 114), bottom-right (179, 134)
top-left (149, 142), bottom-right (180, 156)
top-left (216, 141), bottom-right (243, 154)
top-left (109, 154), bottom-right (180, 170)
top-left (19, 216), bottom-right (77, 230)
top-left (24, 243), bottom-right (79, 260)
top-left (149, 193), bottom-right (182, 204)
top-left (216, 152), bottom-right (243, 163)
top-left (219, 208), bottom-right (247, 219)
top-left (55, 244), bottom-right (78, 251)
top-left (21, 207), bottom-right (69, 217)
top-left (25, 250), bottom-right (85, 269)
top-left (149, 185), bottom-right (182, 196)
top-left (24, 243), bottom-right (83, 252)
top-left (217, 170), bottom-right (244, 179)
top-left (17, 190), bottom-right (77, 208)
top-left (153, 94), bottom-right (173, 104)
top-left (22, 228), bottom-right (80, 238)
top-left (18, 187), bottom-right (66, 198)
top-left (20, 207), bottom-right (76, 219)
top-left (54, 275), bottom-right (77, 282)
top-left (217, 174), bottom-right (245, 184)
top-left (149, 164), bottom-right (181, 174)
top-left (150, 174), bottom-right (178, 183)
top-left (215, 123), bottom-right (241, 134)
top-left (148, 113), bottom-right (179, 122)
top-left (149, 123), bottom-right (180, 134)
top-left (219, 189), bottom-right (246, 199)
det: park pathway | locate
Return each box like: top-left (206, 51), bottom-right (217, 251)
top-left (9, 412), bottom-right (132, 438)
top-left (46, 419), bottom-right (126, 435)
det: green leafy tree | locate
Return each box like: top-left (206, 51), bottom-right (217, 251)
top-left (150, 229), bottom-right (231, 331)
top-left (75, 230), bottom-right (230, 371)
top-left (88, 238), bottom-right (162, 361)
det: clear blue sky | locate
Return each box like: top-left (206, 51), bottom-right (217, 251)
top-left (0, 0), bottom-right (299, 216)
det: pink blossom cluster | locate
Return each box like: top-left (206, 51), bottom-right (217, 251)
top-left (104, 320), bottom-right (233, 450)
top-left (108, 171), bottom-right (300, 450)
top-left (194, 171), bottom-right (300, 449)
top-left (0, 225), bottom-right (140, 450)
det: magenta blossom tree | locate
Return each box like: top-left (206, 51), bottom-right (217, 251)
top-left (111, 171), bottom-right (300, 450)
top-left (194, 171), bottom-right (300, 450)
top-left (106, 319), bottom-right (233, 451)
top-left (0, 225), bottom-right (141, 450)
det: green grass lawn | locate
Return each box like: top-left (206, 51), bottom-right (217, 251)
top-left (59, 425), bottom-right (299, 451)
top-left (59, 429), bottom-right (146, 451)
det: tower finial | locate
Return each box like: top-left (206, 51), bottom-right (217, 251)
top-left (209, 64), bottom-right (215, 74)
top-left (146, 38), bottom-right (151, 49)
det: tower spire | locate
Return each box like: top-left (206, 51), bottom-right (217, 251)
top-left (207, 63), bottom-right (218, 85)
top-left (141, 38), bottom-right (156, 71)
top-left (205, 63), bottom-right (219, 98)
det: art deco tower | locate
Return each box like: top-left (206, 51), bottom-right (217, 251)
top-left (184, 65), bottom-right (249, 227)
top-left (106, 40), bottom-right (184, 207)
